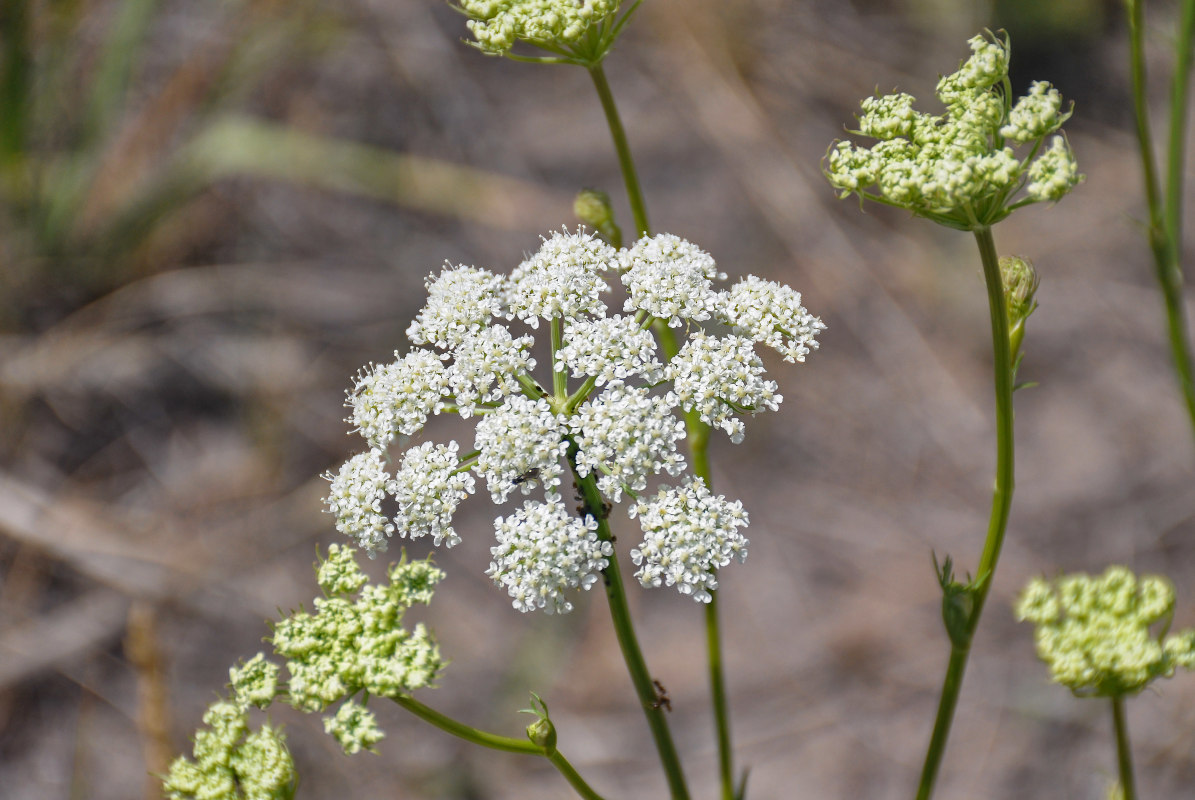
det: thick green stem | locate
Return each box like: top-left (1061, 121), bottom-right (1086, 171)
top-left (567, 443), bottom-right (691, 800)
top-left (915, 226), bottom-right (1016, 800)
top-left (588, 63), bottom-right (649, 238)
top-left (588, 58), bottom-right (735, 797)
top-left (1112, 696), bottom-right (1139, 800)
top-left (392, 695), bottom-right (607, 800)
top-left (1127, 0), bottom-right (1195, 442)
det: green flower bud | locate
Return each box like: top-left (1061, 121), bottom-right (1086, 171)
top-left (1001, 256), bottom-right (1039, 324)
top-left (574, 188), bottom-right (621, 248)
top-left (526, 715), bottom-right (557, 754)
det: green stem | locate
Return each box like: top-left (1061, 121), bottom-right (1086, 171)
top-left (1127, 0), bottom-right (1195, 442)
top-left (393, 695), bottom-right (607, 800)
top-left (915, 226), bottom-right (1016, 800)
top-left (587, 57), bottom-right (736, 797)
top-left (588, 63), bottom-right (649, 238)
top-left (1112, 696), bottom-right (1139, 800)
top-left (567, 443), bottom-right (691, 800)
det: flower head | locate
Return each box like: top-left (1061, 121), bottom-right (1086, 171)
top-left (507, 228), bottom-right (615, 327)
top-left (406, 265), bottom-right (505, 349)
top-left (460, 0), bottom-right (620, 56)
top-left (718, 275), bottom-right (826, 363)
top-left (324, 450), bottom-right (394, 555)
top-left (630, 477), bottom-right (750, 603)
top-left (826, 31), bottom-right (1081, 229)
top-left (473, 395), bottom-right (569, 503)
top-left (666, 331), bottom-right (782, 443)
top-left (620, 233), bottom-right (725, 326)
top-left (570, 383), bottom-right (686, 502)
top-left (1016, 566), bottom-right (1195, 697)
top-left (487, 499), bottom-right (612, 614)
top-left (346, 350), bottom-right (449, 450)
top-left (162, 700), bottom-right (294, 800)
top-left (389, 441), bottom-right (476, 548)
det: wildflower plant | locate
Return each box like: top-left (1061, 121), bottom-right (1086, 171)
top-left (1017, 567), bottom-right (1195, 800)
top-left (826, 31), bottom-right (1079, 800)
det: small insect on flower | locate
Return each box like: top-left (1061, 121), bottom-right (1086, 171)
top-left (512, 468), bottom-right (542, 487)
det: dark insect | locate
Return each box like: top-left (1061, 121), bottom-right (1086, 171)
top-left (651, 679), bottom-right (671, 713)
top-left (512, 468), bottom-right (542, 486)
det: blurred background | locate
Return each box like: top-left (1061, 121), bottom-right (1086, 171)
top-left (3, 0), bottom-right (1195, 797)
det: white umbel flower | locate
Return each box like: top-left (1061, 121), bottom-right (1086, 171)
top-left (447, 325), bottom-right (536, 415)
top-left (487, 500), bottom-right (612, 614)
top-left (473, 395), bottom-right (569, 503)
top-left (324, 450), bottom-right (394, 555)
top-left (555, 314), bottom-right (664, 385)
top-left (461, 0), bottom-right (619, 55)
top-left (347, 349), bottom-right (449, 450)
top-left (406, 265), bottom-right (505, 349)
top-left (620, 234), bottom-right (725, 326)
top-left (507, 229), bottom-right (615, 326)
top-left (630, 477), bottom-right (750, 604)
top-left (389, 441), bottom-right (476, 548)
top-left (570, 383), bottom-right (686, 503)
top-left (719, 276), bottom-right (826, 363)
top-left (666, 331), bottom-right (781, 443)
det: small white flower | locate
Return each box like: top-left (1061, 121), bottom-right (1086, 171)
top-left (473, 395), bottom-right (569, 503)
top-left (347, 349), bottom-right (449, 450)
top-left (506, 228), bottom-right (615, 326)
top-left (620, 234), bottom-right (725, 326)
top-left (555, 314), bottom-right (663, 385)
top-left (630, 477), bottom-right (750, 603)
top-left (487, 499), bottom-right (612, 614)
top-left (570, 383), bottom-right (686, 503)
top-left (324, 450), bottom-right (394, 555)
top-left (389, 441), bottom-right (476, 548)
top-left (666, 331), bottom-right (781, 443)
top-left (718, 276), bottom-right (826, 363)
top-left (406, 264), bottom-right (505, 349)
top-left (447, 325), bottom-right (536, 415)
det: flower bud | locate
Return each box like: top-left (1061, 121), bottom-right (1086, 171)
top-left (526, 716), bottom-right (557, 754)
top-left (1000, 256), bottom-right (1039, 324)
top-left (574, 188), bottom-right (622, 248)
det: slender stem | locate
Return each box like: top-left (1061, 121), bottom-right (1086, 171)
top-left (393, 695), bottom-right (607, 800)
top-left (566, 443), bottom-right (690, 800)
top-left (587, 57), bottom-right (736, 797)
top-left (551, 316), bottom-right (569, 399)
top-left (549, 750), bottom-right (608, 800)
top-left (1112, 696), bottom-right (1139, 800)
top-left (1127, 0), bottom-right (1195, 441)
top-left (915, 226), bottom-right (1016, 800)
top-left (588, 63), bottom-right (650, 238)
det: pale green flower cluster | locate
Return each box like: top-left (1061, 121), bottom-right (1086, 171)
top-left (162, 700), bottom-right (295, 800)
top-left (272, 545), bottom-right (445, 714)
top-left (826, 32), bottom-right (1080, 229)
top-left (327, 228), bottom-right (824, 608)
top-left (1016, 566), bottom-right (1195, 697)
top-left (460, 0), bottom-right (619, 55)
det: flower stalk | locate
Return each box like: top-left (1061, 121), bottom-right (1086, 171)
top-left (1125, 0), bottom-right (1195, 444)
top-left (588, 59), bottom-right (738, 798)
top-left (915, 225), bottom-right (1016, 800)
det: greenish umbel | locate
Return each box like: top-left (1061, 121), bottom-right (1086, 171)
top-left (1017, 567), bottom-right (1195, 800)
top-left (825, 30), bottom-right (1081, 800)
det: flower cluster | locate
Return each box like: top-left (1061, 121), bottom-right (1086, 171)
top-left (271, 545), bottom-right (445, 715)
top-left (1016, 566), bottom-right (1195, 697)
top-left (162, 700), bottom-right (294, 800)
top-left (630, 478), bottom-right (750, 603)
top-left (325, 228), bottom-right (823, 609)
top-left (825, 31), bottom-right (1080, 229)
top-left (459, 0), bottom-right (619, 56)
